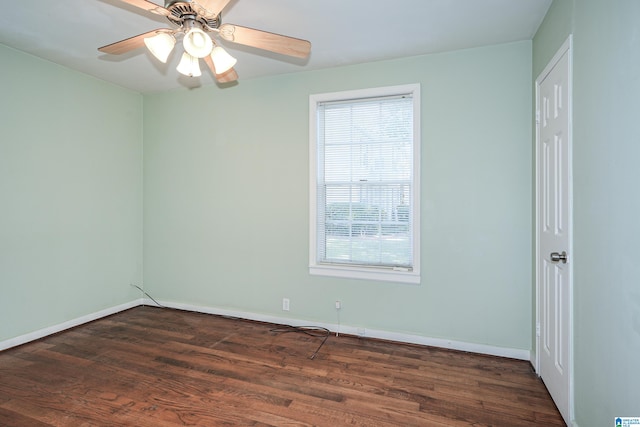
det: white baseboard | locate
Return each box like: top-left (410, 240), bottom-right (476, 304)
top-left (0, 299), bottom-right (143, 352)
top-left (152, 299), bottom-right (531, 361)
top-left (1, 298), bottom-right (530, 361)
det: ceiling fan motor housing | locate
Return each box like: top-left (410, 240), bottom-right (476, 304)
top-left (164, 0), bottom-right (220, 29)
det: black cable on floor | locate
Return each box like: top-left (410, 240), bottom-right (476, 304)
top-left (269, 325), bottom-right (331, 360)
top-left (131, 284), bottom-right (166, 308)
top-left (131, 284), bottom-right (330, 359)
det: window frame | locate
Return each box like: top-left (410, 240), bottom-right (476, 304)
top-left (309, 84), bottom-right (421, 284)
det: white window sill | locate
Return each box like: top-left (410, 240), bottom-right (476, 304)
top-left (309, 264), bottom-right (420, 284)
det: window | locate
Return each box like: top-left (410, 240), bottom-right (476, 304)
top-left (309, 84), bottom-right (420, 284)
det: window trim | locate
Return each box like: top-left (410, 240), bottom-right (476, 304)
top-left (309, 84), bottom-right (421, 284)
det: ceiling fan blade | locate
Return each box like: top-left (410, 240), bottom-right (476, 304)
top-left (117, 0), bottom-right (171, 16)
top-left (215, 67), bottom-right (239, 83)
top-left (191, 0), bottom-right (232, 19)
top-left (218, 24), bottom-right (311, 58)
top-left (203, 55), bottom-right (238, 82)
top-left (98, 29), bottom-right (168, 55)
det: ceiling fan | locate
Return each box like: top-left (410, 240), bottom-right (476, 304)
top-left (98, 0), bottom-right (311, 83)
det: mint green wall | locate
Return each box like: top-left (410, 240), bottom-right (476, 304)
top-left (144, 41), bottom-right (533, 351)
top-left (573, 0), bottom-right (640, 424)
top-left (534, 0), bottom-right (640, 424)
top-left (0, 45), bottom-right (143, 342)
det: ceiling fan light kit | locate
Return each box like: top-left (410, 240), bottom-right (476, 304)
top-left (98, 0), bottom-right (311, 84)
top-left (210, 45), bottom-right (236, 74)
top-left (143, 32), bottom-right (176, 63)
top-left (176, 51), bottom-right (202, 77)
top-left (183, 27), bottom-right (213, 58)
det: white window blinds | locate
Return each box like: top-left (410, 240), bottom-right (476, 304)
top-left (315, 93), bottom-right (415, 269)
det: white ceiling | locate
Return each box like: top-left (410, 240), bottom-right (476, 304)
top-left (0, 0), bottom-right (552, 93)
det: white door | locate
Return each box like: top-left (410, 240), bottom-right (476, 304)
top-left (536, 37), bottom-right (573, 425)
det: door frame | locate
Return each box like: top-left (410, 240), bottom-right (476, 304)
top-left (534, 35), bottom-right (574, 423)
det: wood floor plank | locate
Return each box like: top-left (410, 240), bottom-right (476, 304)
top-left (0, 306), bottom-right (565, 426)
top-left (0, 407), bottom-right (53, 427)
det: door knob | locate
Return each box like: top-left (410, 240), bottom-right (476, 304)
top-left (550, 251), bottom-right (568, 264)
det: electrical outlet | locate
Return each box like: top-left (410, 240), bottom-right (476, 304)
top-left (282, 298), bottom-right (290, 311)
top-left (335, 300), bottom-right (341, 310)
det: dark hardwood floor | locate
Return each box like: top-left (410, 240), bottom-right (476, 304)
top-left (0, 306), bottom-right (565, 426)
